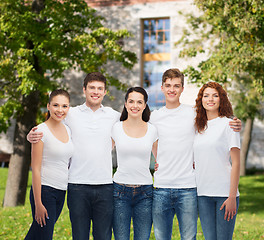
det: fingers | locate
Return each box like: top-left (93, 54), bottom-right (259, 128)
top-left (154, 163), bottom-right (159, 171)
top-left (30, 132), bottom-right (43, 143)
top-left (220, 202), bottom-right (236, 221)
top-left (229, 118), bottom-right (242, 132)
top-left (219, 202), bottom-right (225, 211)
top-left (33, 132), bottom-right (43, 140)
top-left (226, 210), bottom-right (232, 221)
top-left (226, 210), bottom-right (236, 221)
top-left (42, 215), bottom-right (46, 226)
top-left (45, 211), bottom-right (49, 223)
top-left (35, 212), bottom-right (49, 227)
top-left (229, 123), bottom-right (241, 132)
top-left (32, 126), bottom-right (38, 132)
top-left (225, 209), bottom-right (228, 221)
top-left (35, 216), bottom-right (44, 227)
top-left (220, 201), bottom-right (228, 220)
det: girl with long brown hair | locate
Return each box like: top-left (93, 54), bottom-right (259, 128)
top-left (193, 82), bottom-right (240, 240)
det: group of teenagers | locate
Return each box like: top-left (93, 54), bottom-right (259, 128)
top-left (24, 68), bottom-right (242, 240)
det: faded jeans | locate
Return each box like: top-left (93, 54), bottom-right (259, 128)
top-left (152, 187), bottom-right (198, 240)
top-left (113, 182), bottom-right (153, 240)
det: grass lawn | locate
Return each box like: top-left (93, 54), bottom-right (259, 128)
top-left (0, 168), bottom-right (264, 239)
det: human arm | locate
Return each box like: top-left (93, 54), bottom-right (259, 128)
top-left (27, 127), bottom-right (43, 144)
top-left (229, 117), bottom-right (242, 132)
top-left (220, 147), bottom-right (240, 221)
top-left (152, 140), bottom-right (158, 159)
top-left (112, 139), bottom-right (115, 150)
top-left (31, 141), bottom-right (49, 227)
top-left (152, 140), bottom-right (159, 171)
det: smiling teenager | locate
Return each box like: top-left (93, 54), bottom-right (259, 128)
top-left (193, 82), bottom-right (240, 240)
top-left (112, 87), bottom-right (158, 240)
top-left (25, 89), bottom-right (74, 240)
top-left (27, 72), bottom-right (120, 240)
top-left (150, 69), bottom-right (242, 240)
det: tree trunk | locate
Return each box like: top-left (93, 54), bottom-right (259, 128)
top-left (3, 0), bottom-right (45, 207)
top-left (240, 118), bottom-right (254, 176)
top-left (3, 91), bottom-right (40, 206)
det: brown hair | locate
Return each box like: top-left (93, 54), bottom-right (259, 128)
top-left (162, 68), bottom-right (184, 87)
top-left (194, 82), bottom-right (233, 133)
top-left (83, 72), bottom-right (107, 89)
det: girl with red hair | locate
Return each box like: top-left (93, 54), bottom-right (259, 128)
top-left (193, 82), bottom-right (240, 240)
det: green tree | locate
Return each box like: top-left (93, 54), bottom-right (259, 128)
top-left (176, 0), bottom-right (264, 175)
top-left (0, 0), bottom-right (137, 207)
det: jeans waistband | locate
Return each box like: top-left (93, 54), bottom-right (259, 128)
top-left (114, 182), bottom-right (152, 190)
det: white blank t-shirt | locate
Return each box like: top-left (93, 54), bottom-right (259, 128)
top-left (65, 104), bottom-right (120, 184)
top-left (37, 122), bottom-right (74, 190)
top-left (150, 104), bottom-right (196, 188)
top-left (112, 121), bottom-right (158, 185)
top-left (193, 117), bottom-right (240, 197)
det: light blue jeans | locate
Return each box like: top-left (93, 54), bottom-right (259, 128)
top-left (198, 196), bottom-right (239, 240)
top-left (152, 187), bottom-right (198, 240)
top-left (113, 182), bottom-right (153, 240)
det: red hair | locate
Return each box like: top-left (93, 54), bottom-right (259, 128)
top-left (194, 82), bottom-right (233, 133)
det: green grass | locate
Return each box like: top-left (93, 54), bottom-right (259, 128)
top-left (1, 168), bottom-right (264, 239)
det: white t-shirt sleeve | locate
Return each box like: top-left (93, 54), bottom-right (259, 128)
top-left (36, 123), bottom-right (46, 143)
top-left (152, 124), bottom-right (158, 142)
top-left (149, 109), bottom-right (158, 124)
top-left (111, 122), bottom-right (119, 142)
top-left (226, 121), bottom-right (240, 150)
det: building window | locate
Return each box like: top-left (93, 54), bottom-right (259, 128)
top-left (142, 18), bottom-right (170, 110)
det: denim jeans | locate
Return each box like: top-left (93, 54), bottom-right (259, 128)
top-left (67, 183), bottom-right (113, 240)
top-left (113, 182), bottom-right (153, 240)
top-left (198, 196), bottom-right (239, 240)
top-left (152, 187), bottom-right (198, 240)
top-left (25, 185), bottom-right (66, 240)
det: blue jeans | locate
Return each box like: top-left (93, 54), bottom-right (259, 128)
top-left (67, 183), bottom-right (113, 240)
top-left (25, 185), bottom-right (66, 240)
top-left (113, 182), bottom-right (153, 240)
top-left (198, 196), bottom-right (239, 240)
top-left (152, 187), bottom-right (198, 240)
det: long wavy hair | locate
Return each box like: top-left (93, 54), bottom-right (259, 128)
top-left (120, 87), bottom-right (151, 122)
top-left (195, 82), bottom-right (233, 133)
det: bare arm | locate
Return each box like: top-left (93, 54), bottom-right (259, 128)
top-left (27, 127), bottom-right (43, 144)
top-left (31, 141), bottom-right (48, 227)
top-left (152, 140), bottom-right (159, 171)
top-left (229, 117), bottom-right (242, 132)
top-left (152, 140), bottom-right (158, 160)
top-left (112, 139), bottom-right (115, 150)
top-left (220, 147), bottom-right (240, 221)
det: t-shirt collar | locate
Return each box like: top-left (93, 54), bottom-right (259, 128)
top-left (79, 102), bottom-right (106, 112)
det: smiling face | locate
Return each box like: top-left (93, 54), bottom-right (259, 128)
top-left (202, 87), bottom-right (220, 116)
top-left (161, 77), bottom-right (184, 108)
top-left (83, 80), bottom-right (106, 110)
top-left (47, 95), bottom-right (70, 122)
top-left (125, 91), bottom-right (146, 119)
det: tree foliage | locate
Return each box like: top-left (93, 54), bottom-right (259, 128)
top-left (0, 0), bottom-right (137, 133)
top-left (177, 0), bottom-right (264, 120)
top-left (0, 0), bottom-right (137, 206)
top-left (176, 0), bottom-right (264, 176)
